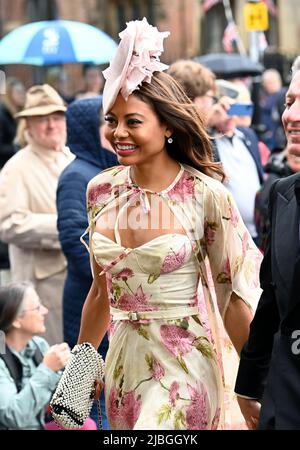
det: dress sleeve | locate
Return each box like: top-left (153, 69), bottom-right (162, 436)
top-left (202, 182), bottom-right (262, 321)
top-left (80, 172), bottom-right (116, 278)
top-left (80, 179), bottom-right (99, 279)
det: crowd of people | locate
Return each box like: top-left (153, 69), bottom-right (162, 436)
top-left (0, 17), bottom-right (300, 430)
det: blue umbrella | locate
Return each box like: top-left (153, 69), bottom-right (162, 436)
top-left (0, 20), bottom-right (117, 65)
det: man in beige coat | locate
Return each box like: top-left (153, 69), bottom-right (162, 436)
top-left (0, 84), bottom-right (74, 344)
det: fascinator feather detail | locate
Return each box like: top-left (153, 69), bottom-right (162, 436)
top-left (102, 17), bottom-right (170, 114)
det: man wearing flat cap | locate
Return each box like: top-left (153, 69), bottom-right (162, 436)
top-left (0, 84), bottom-right (74, 345)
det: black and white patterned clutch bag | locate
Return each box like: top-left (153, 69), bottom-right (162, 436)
top-left (50, 342), bottom-right (105, 429)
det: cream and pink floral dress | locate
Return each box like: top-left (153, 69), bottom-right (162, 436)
top-left (82, 164), bottom-right (262, 430)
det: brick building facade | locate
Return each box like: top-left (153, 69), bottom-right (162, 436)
top-left (0, 0), bottom-right (299, 94)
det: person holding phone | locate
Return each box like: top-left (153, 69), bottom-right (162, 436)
top-left (209, 80), bottom-right (264, 245)
top-left (168, 64), bottom-right (263, 249)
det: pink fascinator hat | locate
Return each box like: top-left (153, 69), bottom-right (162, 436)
top-left (102, 17), bottom-right (170, 114)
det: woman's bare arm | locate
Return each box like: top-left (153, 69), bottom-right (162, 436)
top-left (224, 292), bottom-right (253, 356)
top-left (77, 256), bottom-right (110, 349)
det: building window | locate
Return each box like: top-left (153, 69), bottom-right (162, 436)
top-left (26, 0), bottom-right (58, 21)
top-left (106, 0), bottom-right (156, 40)
top-left (265, 0), bottom-right (278, 48)
top-left (201, 0), bottom-right (237, 54)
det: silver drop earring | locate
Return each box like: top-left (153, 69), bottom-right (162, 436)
top-left (167, 137), bottom-right (173, 144)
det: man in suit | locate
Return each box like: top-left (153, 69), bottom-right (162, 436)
top-left (235, 56), bottom-right (300, 430)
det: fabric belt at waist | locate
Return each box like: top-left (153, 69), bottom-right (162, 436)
top-left (110, 306), bottom-right (199, 321)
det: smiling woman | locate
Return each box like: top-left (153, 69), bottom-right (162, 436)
top-left (104, 93), bottom-right (172, 169)
top-left (73, 18), bottom-right (263, 431)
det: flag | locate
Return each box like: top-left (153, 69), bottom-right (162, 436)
top-left (262, 0), bottom-right (278, 16)
top-left (222, 22), bottom-right (238, 53)
top-left (202, 0), bottom-right (222, 12)
top-left (258, 31), bottom-right (268, 52)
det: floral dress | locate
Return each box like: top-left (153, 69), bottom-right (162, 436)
top-left (82, 164), bottom-right (262, 430)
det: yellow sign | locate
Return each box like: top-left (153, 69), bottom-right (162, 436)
top-left (244, 2), bottom-right (269, 31)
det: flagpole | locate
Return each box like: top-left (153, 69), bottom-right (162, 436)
top-left (247, 0), bottom-right (260, 63)
top-left (222, 0), bottom-right (246, 55)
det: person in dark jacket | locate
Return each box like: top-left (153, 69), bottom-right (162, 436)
top-left (56, 96), bottom-right (117, 429)
top-left (0, 77), bottom-right (25, 169)
top-left (258, 69), bottom-right (284, 152)
top-left (255, 144), bottom-right (300, 251)
top-left (0, 78), bottom-right (25, 277)
top-left (211, 120), bottom-right (264, 246)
